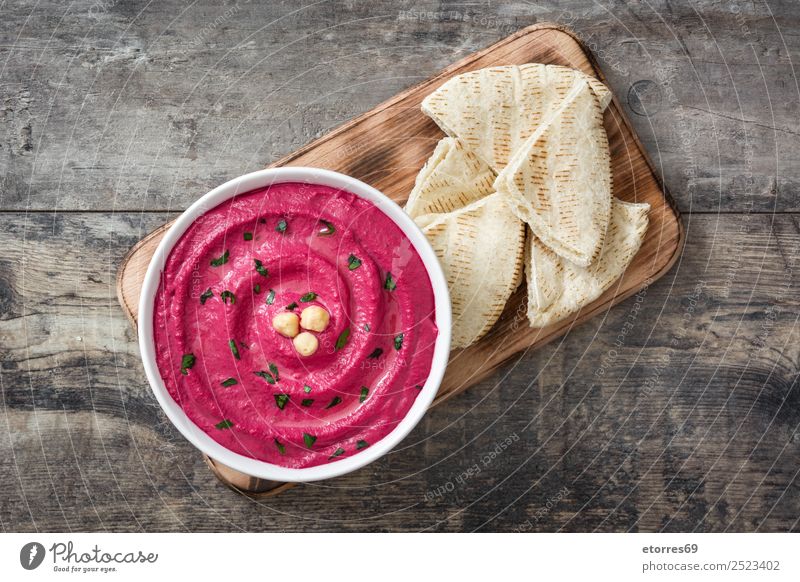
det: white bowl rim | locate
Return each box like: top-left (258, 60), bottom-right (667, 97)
top-left (137, 167), bottom-right (452, 482)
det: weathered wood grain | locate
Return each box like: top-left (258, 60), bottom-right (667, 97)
top-left (0, 0), bottom-right (797, 212)
top-left (2, 212), bottom-right (799, 531)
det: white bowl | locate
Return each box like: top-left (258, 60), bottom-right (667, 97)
top-left (138, 167), bottom-right (452, 482)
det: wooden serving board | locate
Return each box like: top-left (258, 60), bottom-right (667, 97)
top-left (117, 23), bottom-right (683, 496)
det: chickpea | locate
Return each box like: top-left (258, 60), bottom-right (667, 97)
top-left (272, 312), bottom-right (300, 338)
top-left (300, 305), bottom-right (330, 332)
top-left (293, 332), bottom-right (319, 357)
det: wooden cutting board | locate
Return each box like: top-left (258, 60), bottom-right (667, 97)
top-left (116, 23), bottom-right (683, 497)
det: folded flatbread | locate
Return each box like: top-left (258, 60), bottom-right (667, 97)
top-left (404, 137), bottom-right (496, 219)
top-left (421, 64), bottom-right (612, 174)
top-left (525, 198), bottom-right (650, 328)
top-left (416, 193), bottom-right (525, 348)
top-left (494, 78), bottom-right (612, 267)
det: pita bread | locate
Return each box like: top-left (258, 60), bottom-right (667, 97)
top-left (421, 64), bottom-right (611, 173)
top-left (405, 137), bottom-right (496, 219)
top-left (416, 193), bottom-right (525, 348)
top-left (525, 198), bottom-right (649, 328)
top-left (494, 79), bottom-right (612, 267)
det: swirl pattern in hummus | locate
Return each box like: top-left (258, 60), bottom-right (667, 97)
top-left (153, 183), bottom-right (438, 468)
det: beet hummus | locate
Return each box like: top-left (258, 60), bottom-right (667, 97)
top-left (153, 182), bottom-right (438, 468)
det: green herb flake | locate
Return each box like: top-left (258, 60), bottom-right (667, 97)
top-left (274, 438), bottom-right (286, 455)
top-left (286, 302), bottom-right (298, 311)
top-left (348, 254), bottom-right (362, 270)
top-left (266, 289), bottom-right (276, 305)
top-left (180, 353), bottom-right (196, 375)
top-left (356, 440), bottom-right (369, 450)
top-left (210, 250), bottom-right (229, 267)
top-left (254, 259), bottom-right (268, 277)
top-left (269, 362), bottom-right (279, 382)
top-left (276, 219), bottom-right (288, 233)
top-left (394, 333), bottom-right (404, 351)
top-left (228, 339), bottom-right (241, 360)
top-left (303, 433), bottom-right (317, 448)
top-left (199, 288), bottom-right (213, 304)
top-left (221, 377), bottom-right (238, 387)
top-left (367, 348), bottom-right (383, 359)
top-left (384, 272), bottom-right (396, 291)
top-left (318, 220), bottom-right (336, 236)
top-left (253, 284), bottom-right (261, 294)
top-left (299, 292), bottom-right (317, 302)
top-left (254, 370), bottom-right (276, 385)
top-left (220, 290), bottom-right (236, 305)
top-left (359, 386), bottom-right (369, 403)
top-left (301, 399), bottom-right (314, 407)
top-left (243, 232), bottom-right (253, 241)
top-left (364, 323), bottom-right (370, 332)
top-left (335, 327), bottom-right (351, 350)
top-left (215, 419), bottom-right (233, 430)
top-left (274, 393), bottom-right (290, 410)
top-left (414, 384), bottom-right (423, 390)
top-left (303, 384), bottom-right (312, 393)
top-left (329, 448), bottom-right (345, 460)
top-left (325, 396), bottom-right (342, 409)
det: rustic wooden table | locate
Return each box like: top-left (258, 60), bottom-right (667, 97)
top-left (1, 0), bottom-right (798, 532)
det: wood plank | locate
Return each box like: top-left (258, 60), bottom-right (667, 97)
top-left (1, 1), bottom-right (796, 212)
top-left (2, 212), bottom-right (799, 531)
top-left (113, 23), bottom-right (682, 494)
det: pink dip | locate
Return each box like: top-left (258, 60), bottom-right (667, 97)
top-left (153, 182), bottom-right (438, 468)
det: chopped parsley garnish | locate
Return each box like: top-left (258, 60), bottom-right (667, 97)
top-left (299, 292), bottom-right (317, 302)
top-left (274, 393), bottom-right (289, 410)
top-left (199, 288), bottom-right (213, 304)
top-left (253, 284), bottom-right (261, 294)
top-left (301, 399), bottom-right (314, 407)
top-left (254, 259), bottom-right (268, 277)
top-left (360, 386), bottom-right (369, 402)
top-left (303, 385), bottom-right (312, 393)
top-left (228, 339), bottom-right (241, 360)
top-left (180, 353), bottom-right (196, 375)
top-left (254, 370), bottom-right (276, 385)
top-left (394, 333), bottom-right (404, 350)
top-left (243, 232), bottom-right (253, 241)
top-left (384, 272), bottom-right (396, 291)
top-left (303, 433), bottom-right (317, 448)
top-left (367, 348), bottom-right (383, 359)
top-left (364, 323), bottom-right (370, 332)
top-left (318, 220), bottom-right (335, 236)
top-left (348, 254), bottom-right (362, 270)
top-left (286, 302), bottom-right (298, 311)
top-left (329, 448), bottom-right (345, 460)
top-left (325, 396), bottom-right (342, 409)
top-left (335, 327), bottom-right (351, 350)
top-left (274, 438), bottom-right (286, 455)
top-left (221, 377), bottom-right (238, 387)
top-left (356, 440), bottom-right (369, 450)
top-left (276, 219), bottom-right (288, 233)
top-left (220, 290), bottom-right (236, 305)
top-left (266, 289), bottom-right (276, 305)
top-left (210, 250), bottom-right (229, 267)
top-left (215, 419), bottom-right (233, 430)
top-left (269, 362), bottom-right (279, 381)
top-left (415, 384), bottom-right (423, 390)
